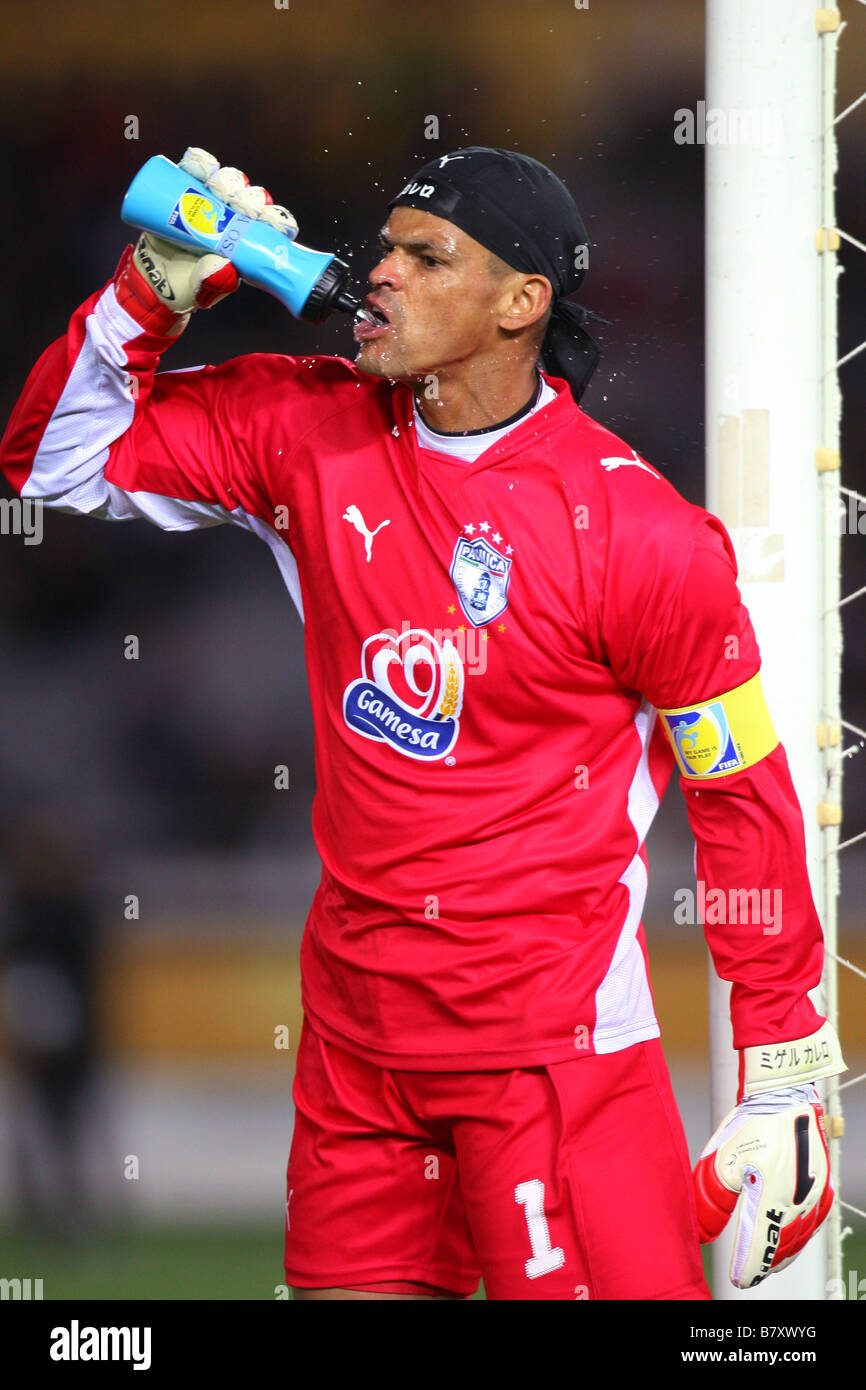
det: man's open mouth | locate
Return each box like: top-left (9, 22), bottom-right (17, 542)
top-left (364, 300), bottom-right (391, 326)
top-left (354, 300), bottom-right (392, 341)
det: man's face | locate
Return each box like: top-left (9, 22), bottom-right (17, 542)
top-left (353, 207), bottom-right (519, 383)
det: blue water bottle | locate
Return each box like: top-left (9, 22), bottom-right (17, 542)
top-left (121, 155), bottom-right (362, 323)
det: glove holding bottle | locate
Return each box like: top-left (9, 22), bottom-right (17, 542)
top-left (120, 147), bottom-right (362, 325)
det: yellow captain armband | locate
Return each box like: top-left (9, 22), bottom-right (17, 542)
top-left (657, 671), bottom-right (778, 780)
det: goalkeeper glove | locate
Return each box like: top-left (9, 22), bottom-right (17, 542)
top-left (694, 1020), bottom-right (845, 1288)
top-left (115, 147), bottom-right (298, 335)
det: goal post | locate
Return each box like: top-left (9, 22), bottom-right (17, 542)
top-left (704, 0), bottom-right (842, 1299)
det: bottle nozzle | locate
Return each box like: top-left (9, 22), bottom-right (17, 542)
top-left (300, 258), bottom-right (363, 323)
top-left (335, 289), bottom-right (362, 315)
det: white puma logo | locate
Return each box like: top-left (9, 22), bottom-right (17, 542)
top-left (599, 448), bottom-right (659, 477)
top-left (343, 504), bottom-right (390, 561)
top-left (438, 154), bottom-right (466, 168)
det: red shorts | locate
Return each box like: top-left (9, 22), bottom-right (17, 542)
top-left (284, 1018), bottom-right (710, 1300)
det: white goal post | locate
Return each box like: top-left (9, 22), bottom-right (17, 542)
top-left (705, 1), bottom-right (845, 1299)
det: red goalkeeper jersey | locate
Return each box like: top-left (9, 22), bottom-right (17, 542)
top-left (0, 271), bottom-right (826, 1068)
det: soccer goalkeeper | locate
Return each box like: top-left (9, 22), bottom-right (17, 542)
top-left (0, 145), bottom-right (845, 1300)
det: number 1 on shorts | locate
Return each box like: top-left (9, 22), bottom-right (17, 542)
top-left (514, 1178), bottom-right (566, 1279)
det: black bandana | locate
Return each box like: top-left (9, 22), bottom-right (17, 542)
top-left (388, 147), bottom-right (601, 402)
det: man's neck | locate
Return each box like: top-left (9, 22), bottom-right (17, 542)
top-left (413, 364), bottom-right (542, 435)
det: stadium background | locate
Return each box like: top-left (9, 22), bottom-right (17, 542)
top-left (0, 0), bottom-right (864, 1299)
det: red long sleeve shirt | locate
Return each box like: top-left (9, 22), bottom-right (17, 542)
top-left (0, 272), bottom-right (825, 1067)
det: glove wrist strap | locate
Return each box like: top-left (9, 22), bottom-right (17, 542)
top-left (740, 1020), bottom-right (846, 1098)
top-left (114, 245), bottom-right (190, 338)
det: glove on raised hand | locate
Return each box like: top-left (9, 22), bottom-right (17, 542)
top-left (116, 147), bottom-right (298, 334)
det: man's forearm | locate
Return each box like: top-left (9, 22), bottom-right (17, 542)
top-left (681, 741), bottom-right (826, 1048)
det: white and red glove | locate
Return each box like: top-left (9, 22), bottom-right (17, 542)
top-left (115, 146), bottom-right (298, 335)
top-left (694, 1020), bottom-right (845, 1289)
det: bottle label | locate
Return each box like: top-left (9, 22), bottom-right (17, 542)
top-left (168, 188), bottom-right (249, 249)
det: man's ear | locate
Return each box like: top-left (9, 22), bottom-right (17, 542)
top-left (497, 274), bottom-right (553, 333)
